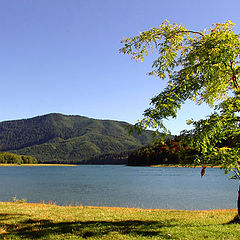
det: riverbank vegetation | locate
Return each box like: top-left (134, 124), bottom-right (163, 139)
top-left (127, 135), bottom-right (234, 167)
top-left (0, 202), bottom-right (239, 239)
top-left (127, 136), bottom-right (196, 166)
top-left (0, 163), bottom-right (76, 167)
top-left (0, 152), bottom-right (37, 165)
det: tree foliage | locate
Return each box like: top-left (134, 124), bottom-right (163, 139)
top-left (183, 94), bottom-right (240, 179)
top-left (121, 20), bottom-right (240, 178)
top-left (0, 152), bottom-right (37, 164)
top-left (127, 136), bottom-right (197, 166)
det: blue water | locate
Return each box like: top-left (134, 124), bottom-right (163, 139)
top-left (0, 165), bottom-right (238, 210)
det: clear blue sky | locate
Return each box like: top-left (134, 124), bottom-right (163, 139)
top-left (0, 0), bottom-right (239, 134)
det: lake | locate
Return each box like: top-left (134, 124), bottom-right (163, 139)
top-left (0, 165), bottom-right (238, 210)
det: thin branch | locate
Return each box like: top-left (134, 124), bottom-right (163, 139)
top-left (150, 30), bottom-right (204, 42)
top-left (230, 61), bottom-right (240, 90)
top-left (178, 30), bottom-right (204, 36)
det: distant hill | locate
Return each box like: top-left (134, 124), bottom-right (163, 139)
top-left (0, 113), bottom-right (154, 164)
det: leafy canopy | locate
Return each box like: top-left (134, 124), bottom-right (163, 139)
top-left (120, 20), bottom-right (240, 177)
top-left (183, 94), bottom-right (240, 178)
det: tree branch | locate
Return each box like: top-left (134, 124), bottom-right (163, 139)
top-left (230, 61), bottom-right (240, 90)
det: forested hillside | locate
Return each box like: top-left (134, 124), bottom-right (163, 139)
top-left (0, 113), bottom-right (153, 163)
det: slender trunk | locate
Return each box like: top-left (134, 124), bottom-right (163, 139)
top-left (238, 183), bottom-right (240, 216)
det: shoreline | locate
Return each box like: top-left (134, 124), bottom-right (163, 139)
top-left (150, 164), bottom-right (222, 168)
top-left (0, 163), bottom-right (78, 167)
top-left (0, 163), bottom-right (222, 168)
top-left (0, 201), bottom-right (237, 212)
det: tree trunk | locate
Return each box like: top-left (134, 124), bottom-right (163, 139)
top-left (238, 183), bottom-right (240, 216)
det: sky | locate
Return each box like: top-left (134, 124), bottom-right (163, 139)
top-left (0, 0), bottom-right (239, 135)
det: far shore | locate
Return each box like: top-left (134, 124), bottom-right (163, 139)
top-left (0, 163), bottom-right (223, 168)
top-left (150, 164), bottom-right (222, 168)
top-left (0, 163), bottom-right (78, 167)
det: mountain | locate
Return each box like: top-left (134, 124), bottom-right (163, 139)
top-left (0, 113), bottom-right (154, 164)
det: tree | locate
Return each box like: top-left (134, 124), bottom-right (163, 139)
top-left (120, 20), bottom-right (240, 216)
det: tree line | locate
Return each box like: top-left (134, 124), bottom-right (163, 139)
top-left (127, 137), bottom-right (197, 166)
top-left (0, 152), bottom-right (37, 164)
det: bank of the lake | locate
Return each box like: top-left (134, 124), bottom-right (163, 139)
top-left (0, 202), bottom-right (239, 239)
top-left (0, 163), bottom-right (78, 167)
top-left (150, 164), bottom-right (221, 168)
top-left (0, 163), bottom-right (221, 168)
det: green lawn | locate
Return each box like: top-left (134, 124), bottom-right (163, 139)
top-left (0, 202), bottom-right (239, 239)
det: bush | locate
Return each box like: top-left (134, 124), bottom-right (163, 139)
top-left (0, 152), bottom-right (37, 164)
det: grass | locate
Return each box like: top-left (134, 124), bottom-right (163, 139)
top-left (0, 202), bottom-right (239, 239)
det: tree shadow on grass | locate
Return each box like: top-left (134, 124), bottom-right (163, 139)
top-left (227, 215), bottom-right (240, 224)
top-left (2, 218), bottom-right (176, 239)
top-left (0, 213), bottom-right (29, 221)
